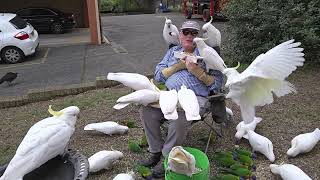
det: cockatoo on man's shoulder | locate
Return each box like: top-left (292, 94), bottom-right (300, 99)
top-left (202, 16), bottom-right (221, 49)
top-left (163, 17), bottom-right (180, 47)
top-left (223, 39), bottom-right (305, 124)
top-left (0, 105), bottom-right (80, 180)
top-left (193, 37), bottom-right (227, 72)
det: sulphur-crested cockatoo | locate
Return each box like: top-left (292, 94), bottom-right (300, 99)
top-left (88, 150), bottom-right (123, 173)
top-left (202, 16), bottom-right (221, 48)
top-left (163, 17), bottom-right (180, 47)
top-left (247, 130), bottom-right (275, 162)
top-left (287, 128), bottom-right (320, 157)
top-left (235, 117), bottom-right (262, 140)
top-left (167, 146), bottom-right (197, 177)
top-left (84, 121), bottom-right (129, 135)
top-left (270, 164), bottom-right (312, 180)
top-left (0, 105), bottom-right (80, 180)
top-left (193, 37), bottom-right (227, 72)
top-left (223, 39), bottom-right (305, 124)
top-left (113, 171), bottom-right (135, 180)
top-left (159, 89), bottom-right (179, 120)
top-left (178, 85), bottom-right (201, 121)
top-left (113, 89), bottom-right (160, 110)
top-left (107, 72), bottom-right (158, 91)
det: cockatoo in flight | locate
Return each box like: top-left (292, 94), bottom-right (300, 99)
top-left (202, 16), bottom-right (221, 50)
top-left (163, 17), bottom-right (180, 47)
top-left (193, 37), bottom-right (227, 72)
top-left (0, 105), bottom-right (80, 180)
top-left (223, 39), bottom-right (305, 125)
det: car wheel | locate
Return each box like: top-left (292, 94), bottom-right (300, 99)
top-left (1, 47), bottom-right (25, 64)
top-left (202, 9), bottom-right (210, 22)
top-left (51, 22), bottom-right (63, 34)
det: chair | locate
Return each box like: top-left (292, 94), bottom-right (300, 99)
top-left (198, 91), bottom-right (229, 154)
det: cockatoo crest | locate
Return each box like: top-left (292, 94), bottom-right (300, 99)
top-left (48, 105), bottom-right (64, 117)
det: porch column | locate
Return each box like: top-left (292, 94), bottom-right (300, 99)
top-left (86, 0), bottom-right (102, 44)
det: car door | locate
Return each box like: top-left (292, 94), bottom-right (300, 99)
top-left (30, 8), bottom-right (57, 31)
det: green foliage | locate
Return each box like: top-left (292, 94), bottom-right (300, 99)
top-left (123, 120), bottom-right (137, 128)
top-left (139, 135), bottom-right (148, 147)
top-left (128, 139), bottom-right (142, 153)
top-left (224, 0), bottom-right (320, 64)
top-left (136, 165), bottom-right (152, 177)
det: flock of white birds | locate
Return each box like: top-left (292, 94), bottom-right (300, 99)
top-left (0, 17), bottom-right (319, 180)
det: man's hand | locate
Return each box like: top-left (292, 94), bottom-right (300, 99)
top-left (183, 56), bottom-right (197, 71)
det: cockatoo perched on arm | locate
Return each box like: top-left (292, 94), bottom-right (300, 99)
top-left (223, 39), bottom-right (305, 130)
top-left (113, 89), bottom-right (160, 110)
top-left (193, 37), bottom-right (227, 72)
top-left (107, 72), bottom-right (158, 91)
top-left (0, 105), bottom-right (80, 180)
top-left (163, 17), bottom-right (180, 47)
top-left (202, 16), bottom-right (221, 50)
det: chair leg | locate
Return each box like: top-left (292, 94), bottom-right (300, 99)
top-left (205, 128), bottom-right (213, 154)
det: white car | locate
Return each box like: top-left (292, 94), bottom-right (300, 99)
top-left (0, 13), bottom-right (39, 64)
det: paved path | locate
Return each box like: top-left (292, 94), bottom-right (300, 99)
top-left (0, 12), bottom-right (226, 98)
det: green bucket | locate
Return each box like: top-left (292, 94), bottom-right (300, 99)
top-left (164, 147), bottom-right (210, 180)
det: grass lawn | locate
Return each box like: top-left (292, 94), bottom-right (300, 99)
top-left (0, 66), bottom-right (319, 180)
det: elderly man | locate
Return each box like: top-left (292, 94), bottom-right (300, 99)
top-left (139, 20), bottom-right (224, 178)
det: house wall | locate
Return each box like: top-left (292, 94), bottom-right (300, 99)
top-left (0, 0), bottom-right (87, 27)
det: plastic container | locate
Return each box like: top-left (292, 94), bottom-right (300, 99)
top-left (164, 147), bottom-right (210, 180)
top-left (0, 149), bottom-right (89, 180)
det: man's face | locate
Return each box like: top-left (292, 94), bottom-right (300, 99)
top-left (179, 29), bottom-right (199, 51)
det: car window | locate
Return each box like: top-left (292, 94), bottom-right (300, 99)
top-left (17, 9), bottom-right (32, 16)
top-left (9, 16), bottom-right (27, 29)
top-left (32, 9), bottom-right (55, 16)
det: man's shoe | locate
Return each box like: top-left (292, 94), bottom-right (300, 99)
top-left (139, 152), bottom-right (162, 167)
top-left (152, 160), bottom-right (165, 178)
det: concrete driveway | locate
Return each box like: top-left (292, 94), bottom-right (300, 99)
top-left (0, 12), bottom-right (226, 98)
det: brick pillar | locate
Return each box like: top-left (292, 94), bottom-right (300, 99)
top-left (86, 0), bottom-right (102, 45)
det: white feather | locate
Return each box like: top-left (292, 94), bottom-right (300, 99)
top-left (0, 106), bottom-right (80, 180)
top-left (88, 150), bottom-right (123, 173)
top-left (223, 39), bottom-right (304, 124)
top-left (235, 117), bottom-right (262, 139)
top-left (177, 85), bottom-right (201, 121)
top-left (114, 89), bottom-right (160, 109)
top-left (163, 17), bottom-right (180, 46)
top-left (159, 89), bottom-right (179, 120)
top-left (270, 164), bottom-right (312, 180)
top-left (202, 17), bottom-right (221, 47)
top-left (107, 72), bottom-right (157, 91)
top-left (193, 37), bottom-right (227, 72)
top-left (247, 130), bottom-right (275, 162)
top-left (287, 128), bottom-right (320, 157)
top-left (84, 121), bottom-right (129, 135)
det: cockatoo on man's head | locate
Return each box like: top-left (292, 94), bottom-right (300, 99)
top-left (223, 39), bottom-right (305, 124)
top-left (193, 37), bottom-right (227, 72)
top-left (107, 72), bottom-right (158, 91)
top-left (202, 16), bottom-right (221, 48)
top-left (0, 105), bottom-right (80, 180)
top-left (163, 17), bottom-right (180, 47)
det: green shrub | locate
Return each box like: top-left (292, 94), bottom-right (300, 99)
top-left (224, 0), bottom-right (320, 65)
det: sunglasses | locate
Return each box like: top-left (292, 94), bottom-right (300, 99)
top-left (182, 30), bottom-right (198, 36)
